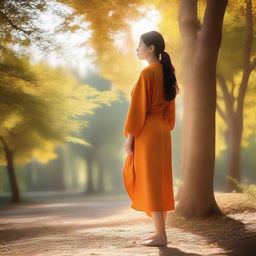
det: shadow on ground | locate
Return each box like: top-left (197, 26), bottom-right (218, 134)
top-left (168, 212), bottom-right (256, 256)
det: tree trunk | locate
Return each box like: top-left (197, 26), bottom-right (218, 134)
top-left (176, 0), bottom-right (199, 201)
top-left (0, 136), bottom-right (20, 203)
top-left (176, 0), bottom-right (227, 218)
top-left (218, 74), bottom-right (244, 192)
top-left (85, 154), bottom-right (94, 193)
top-left (52, 146), bottom-right (66, 190)
top-left (216, 0), bottom-right (254, 192)
top-left (26, 162), bottom-right (34, 191)
top-left (98, 163), bottom-right (104, 193)
top-left (226, 119), bottom-right (243, 192)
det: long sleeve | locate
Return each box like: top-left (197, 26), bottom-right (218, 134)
top-left (123, 68), bottom-right (152, 138)
top-left (167, 99), bottom-right (175, 131)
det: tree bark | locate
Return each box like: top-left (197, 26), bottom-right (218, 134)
top-left (176, 0), bottom-right (227, 218)
top-left (0, 136), bottom-right (20, 203)
top-left (176, 0), bottom-right (199, 201)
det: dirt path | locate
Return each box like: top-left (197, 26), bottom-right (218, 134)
top-left (0, 192), bottom-right (255, 256)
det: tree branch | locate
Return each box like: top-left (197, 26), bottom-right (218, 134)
top-left (237, 0), bottom-right (253, 115)
top-left (216, 102), bottom-right (227, 121)
top-left (0, 9), bottom-right (30, 35)
top-left (250, 57), bottom-right (256, 71)
top-left (231, 78), bottom-right (236, 99)
top-left (217, 73), bottom-right (234, 116)
top-left (199, 0), bottom-right (228, 52)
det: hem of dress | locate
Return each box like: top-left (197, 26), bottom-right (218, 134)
top-left (131, 203), bottom-right (175, 217)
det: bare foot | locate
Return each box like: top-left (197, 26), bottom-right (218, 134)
top-left (141, 234), bottom-right (167, 247)
top-left (142, 234), bottom-right (157, 241)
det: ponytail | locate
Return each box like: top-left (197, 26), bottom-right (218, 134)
top-left (160, 51), bottom-right (179, 101)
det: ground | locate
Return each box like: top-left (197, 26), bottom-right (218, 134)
top-left (0, 191), bottom-right (255, 256)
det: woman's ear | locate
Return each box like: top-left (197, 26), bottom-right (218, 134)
top-left (149, 45), bottom-right (155, 53)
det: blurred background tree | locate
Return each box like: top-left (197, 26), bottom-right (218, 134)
top-left (216, 0), bottom-right (256, 191)
top-left (0, 45), bottom-right (118, 202)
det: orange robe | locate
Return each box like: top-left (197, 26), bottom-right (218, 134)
top-left (122, 62), bottom-right (176, 217)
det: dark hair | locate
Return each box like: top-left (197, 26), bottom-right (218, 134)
top-left (140, 30), bottom-right (179, 101)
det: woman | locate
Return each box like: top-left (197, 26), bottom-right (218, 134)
top-left (122, 30), bottom-right (179, 246)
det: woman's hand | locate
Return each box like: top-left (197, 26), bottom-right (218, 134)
top-left (125, 134), bottom-right (134, 155)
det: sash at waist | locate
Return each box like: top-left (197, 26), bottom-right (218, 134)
top-left (147, 105), bottom-right (171, 120)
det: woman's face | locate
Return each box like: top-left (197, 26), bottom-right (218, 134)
top-left (136, 38), bottom-right (153, 60)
